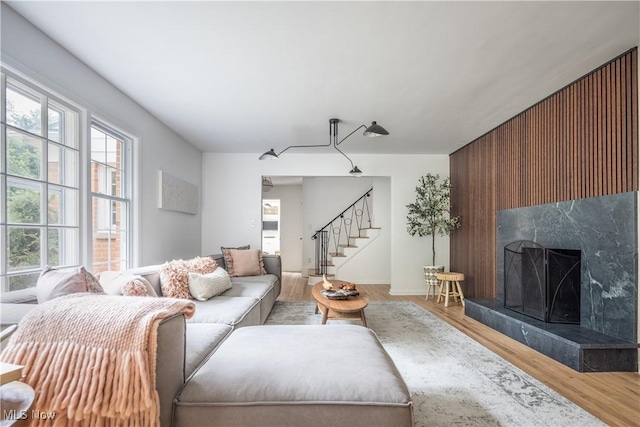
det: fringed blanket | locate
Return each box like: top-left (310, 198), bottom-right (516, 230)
top-left (0, 293), bottom-right (195, 427)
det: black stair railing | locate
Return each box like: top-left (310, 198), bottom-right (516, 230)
top-left (311, 187), bottom-right (373, 275)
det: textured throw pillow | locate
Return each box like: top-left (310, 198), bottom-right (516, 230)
top-left (36, 266), bottom-right (104, 303)
top-left (160, 256), bottom-right (218, 299)
top-left (188, 268), bottom-right (232, 301)
top-left (227, 249), bottom-right (267, 277)
top-left (98, 271), bottom-right (158, 297)
top-left (221, 245), bottom-right (250, 275)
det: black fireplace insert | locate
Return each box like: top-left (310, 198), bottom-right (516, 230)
top-left (504, 240), bottom-right (581, 324)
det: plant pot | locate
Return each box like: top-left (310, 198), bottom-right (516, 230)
top-left (423, 265), bottom-right (445, 289)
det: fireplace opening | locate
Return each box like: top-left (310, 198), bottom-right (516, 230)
top-left (504, 240), bottom-right (581, 324)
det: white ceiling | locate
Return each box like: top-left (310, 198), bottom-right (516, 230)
top-left (7, 1), bottom-right (639, 155)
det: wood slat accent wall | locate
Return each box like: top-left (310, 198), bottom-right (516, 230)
top-left (450, 48), bottom-right (638, 299)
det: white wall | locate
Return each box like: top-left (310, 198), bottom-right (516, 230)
top-left (202, 152), bottom-right (450, 295)
top-left (1, 4), bottom-right (203, 266)
top-left (301, 176), bottom-right (375, 271)
top-left (333, 176), bottom-right (392, 284)
top-left (263, 184), bottom-right (303, 272)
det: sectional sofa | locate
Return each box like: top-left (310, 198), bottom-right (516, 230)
top-left (0, 254), bottom-right (413, 427)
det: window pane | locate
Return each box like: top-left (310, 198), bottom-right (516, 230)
top-left (7, 179), bottom-right (42, 224)
top-left (48, 143), bottom-right (61, 184)
top-left (6, 84), bottom-right (42, 135)
top-left (48, 186), bottom-right (78, 226)
top-left (7, 129), bottom-right (43, 180)
top-left (91, 127), bottom-right (107, 163)
top-left (92, 262), bottom-right (109, 276)
top-left (108, 166), bottom-right (122, 197)
top-left (48, 106), bottom-right (61, 143)
top-left (0, 225), bottom-right (4, 275)
top-left (49, 100), bottom-right (78, 148)
top-left (112, 200), bottom-right (127, 230)
top-left (1, 124), bottom-right (5, 174)
top-left (48, 227), bottom-right (78, 267)
top-left (8, 226), bottom-right (42, 271)
top-left (62, 147), bottom-right (79, 187)
top-left (93, 197), bottom-right (112, 232)
top-left (106, 135), bottom-right (121, 168)
top-left (93, 163), bottom-right (109, 195)
top-left (48, 144), bottom-right (79, 187)
top-left (8, 272), bottom-right (40, 291)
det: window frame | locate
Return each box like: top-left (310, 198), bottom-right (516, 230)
top-left (1, 70), bottom-right (84, 291)
top-left (1, 66), bottom-right (137, 291)
top-left (88, 120), bottom-right (133, 274)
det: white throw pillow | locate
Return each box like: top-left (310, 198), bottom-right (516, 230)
top-left (188, 268), bottom-right (232, 301)
top-left (98, 271), bottom-right (158, 297)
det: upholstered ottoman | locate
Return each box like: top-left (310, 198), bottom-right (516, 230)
top-left (173, 325), bottom-right (413, 427)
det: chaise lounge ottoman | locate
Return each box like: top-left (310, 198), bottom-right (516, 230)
top-left (174, 325), bottom-right (413, 427)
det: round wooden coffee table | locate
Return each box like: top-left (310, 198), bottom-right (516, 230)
top-left (311, 280), bottom-right (369, 327)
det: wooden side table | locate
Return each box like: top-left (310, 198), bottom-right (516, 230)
top-left (436, 272), bottom-right (465, 307)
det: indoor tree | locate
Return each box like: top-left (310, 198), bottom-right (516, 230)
top-left (406, 173), bottom-right (460, 266)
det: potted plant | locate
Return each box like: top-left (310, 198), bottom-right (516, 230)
top-left (406, 173), bottom-right (461, 290)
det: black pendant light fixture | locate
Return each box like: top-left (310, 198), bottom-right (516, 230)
top-left (258, 118), bottom-right (389, 175)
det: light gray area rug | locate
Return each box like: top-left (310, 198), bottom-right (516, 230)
top-left (265, 301), bottom-right (604, 427)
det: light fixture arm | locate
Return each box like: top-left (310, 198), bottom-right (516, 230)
top-left (336, 124), bottom-right (367, 146)
top-left (332, 144), bottom-right (356, 169)
top-left (276, 140), bottom-right (331, 156)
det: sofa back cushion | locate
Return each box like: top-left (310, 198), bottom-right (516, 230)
top-left (36, 266), bottom-right (103, 303)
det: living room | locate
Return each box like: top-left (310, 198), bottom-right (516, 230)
top-left (1, 1), bottom-right (639, 427)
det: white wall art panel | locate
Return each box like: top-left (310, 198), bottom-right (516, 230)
top-left (158, 170), bottom-right (198, 215)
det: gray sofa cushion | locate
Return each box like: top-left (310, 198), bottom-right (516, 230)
top-left (187, 297), bottom-right (260, 327)
top-left (174, 325), bottom-right (413, 427)
top-left (185, 323), bottom-right (233, 379)
top-left (224, 275), bottom-right (276, 299)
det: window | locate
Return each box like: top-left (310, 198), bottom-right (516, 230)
top-left (90, 124), bottom-right (131, 275)
top-left (1, 74), bottom-right (80, 291)
top-left (1, 70), bottom-right (135, 292)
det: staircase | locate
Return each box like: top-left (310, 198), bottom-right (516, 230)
top-left (307, 227), bottom-right (381, 284)
top-left (307, 187), bottom-right (381, 285)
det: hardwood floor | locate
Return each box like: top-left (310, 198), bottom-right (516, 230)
top-left (279, 272), bottom-right (640, 427)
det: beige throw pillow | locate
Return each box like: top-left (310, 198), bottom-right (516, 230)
top-left (221, 245), bottom-right (250, 274)
top-left (227, 249), bottom-right (267, 277)
top-left (37, 266), bottom-right (104, 303)
top-left (160, 257), bottom-right (218, 299)
top-left (188, 268), bottom-right (232, 301)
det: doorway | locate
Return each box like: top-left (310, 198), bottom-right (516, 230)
top-left (262, 200), bottom-right (280, 255)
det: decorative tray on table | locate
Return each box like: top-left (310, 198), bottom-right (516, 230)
top-left (320, 288), bottom-right (359, 300)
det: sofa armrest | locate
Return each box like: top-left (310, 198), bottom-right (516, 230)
top-left (262, 254), bottom-right (282, 282)
top-left (0, 287), bottom-right (38, 304)
top-left (156, 314), bottom-right (186, 427)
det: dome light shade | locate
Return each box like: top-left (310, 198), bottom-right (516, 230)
top-left (259, 149), bottom-right (279, 160)
top-left (363, 121), bottom-right (389, 137)
top-left (349, 166), bottom-right (363, 177)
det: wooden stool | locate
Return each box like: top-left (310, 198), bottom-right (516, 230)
top-left (424, 266), bottom-right (440, 300)
top-left (436, 272), bottom-right (465, 307)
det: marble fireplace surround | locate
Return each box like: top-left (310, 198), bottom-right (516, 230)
top-left (465, 192), bottom-right (639, 371)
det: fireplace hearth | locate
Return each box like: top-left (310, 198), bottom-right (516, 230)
top-left (504, 240), bottom-right (581, 324)
top-left (464, 192), bottom-right (638, 372)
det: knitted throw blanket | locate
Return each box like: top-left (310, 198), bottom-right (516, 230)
top-left (0, 293), bottom-right (195, 427)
